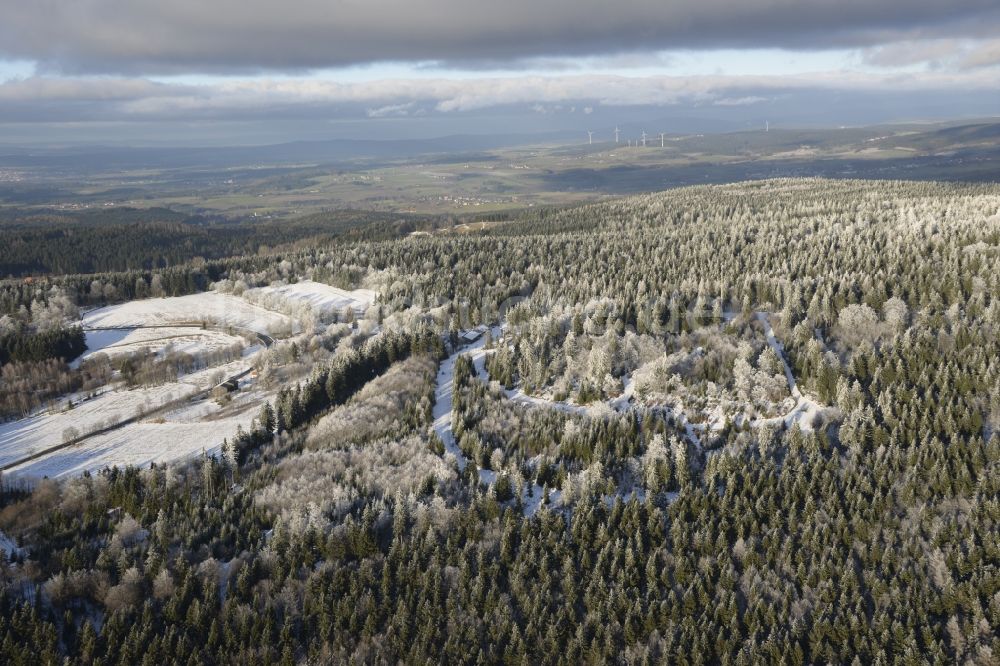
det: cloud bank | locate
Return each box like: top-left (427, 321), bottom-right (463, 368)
top-left (1, 70), bottom-right (998, 123)
top-left (0, 0), bottom-right (998, 74)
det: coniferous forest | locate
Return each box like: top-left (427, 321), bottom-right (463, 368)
top-left (0, 179), bottom-right (998, 664)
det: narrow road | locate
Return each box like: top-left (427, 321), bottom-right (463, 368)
top-left (432, 333), bottom-right (492, 472)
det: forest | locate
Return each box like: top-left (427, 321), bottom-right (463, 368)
top-left (0, 207), bottom-right (444, 278)
top-left (0, 178), bottom-right (997, 664)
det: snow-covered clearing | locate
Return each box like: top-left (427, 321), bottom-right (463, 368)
top-left (752, 397), bottom-right (825, 432)
top-left (82, 292), bottom-right (291, 335)
top-left (502, 386), bottom-right (591, 416)
top-left (522, 486), bottom-right (561, 517)
top-left (78, 327), bottom-right (245, 361)
top-left (5, 410), bottom-right (250, 480)
top-left (0, 357), bottom-right (254, 475)
top-left (248, 281), bottom-right (376, 318)
top-left (0, 291), bottom-right (291, 480)
top-left (3, 379), bottom-right (273, 480)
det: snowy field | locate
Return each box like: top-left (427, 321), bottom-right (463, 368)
top-left (78, 327), bottom-right (246, 361)
top-left (82, 292), bottom-right (291, 334)
top-left (0, 358), bottom-right (253, 474)
top-left (3, 385), bottom-right (272, 479)
top-left (247, 281), bottom-right (376, 317)
top-left (2, 291), bottom-right (299, 480)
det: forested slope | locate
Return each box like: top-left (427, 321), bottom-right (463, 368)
top-left (0, 179), bottom-right (997, 664)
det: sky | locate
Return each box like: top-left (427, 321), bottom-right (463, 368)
top-left (0, 0), bottom-right (998, 146)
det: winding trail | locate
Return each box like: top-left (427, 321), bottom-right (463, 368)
top-left (756, 312), bottom-right (801, 399)
top-left (431, 315), bottom-right (825, 513)
top-left (432, 331), bottom-right (494, 473)
top-left (754, 312), bottom-right (824, 431)
top-left (432, 327), bottom-right (559, 514)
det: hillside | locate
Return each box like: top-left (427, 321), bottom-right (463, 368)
top-left (0, 179), bottom-right (997, 663)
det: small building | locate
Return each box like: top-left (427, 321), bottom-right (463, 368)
top-left (459, 325), bottom-right (490, 344)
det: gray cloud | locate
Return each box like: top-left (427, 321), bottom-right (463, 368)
top-left (0, 0), bottom-right (999, 74)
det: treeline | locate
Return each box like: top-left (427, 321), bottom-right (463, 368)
top-left (0, 261), bottom-right (249, 317)
top-left (117, 344), bottom-right (245, 389)
top-left (0, 326), bottom-right (85, 365)
top-left (0, 357), bottom-right (113, 422)
top-left (220, 327), bottom-right (444, 466)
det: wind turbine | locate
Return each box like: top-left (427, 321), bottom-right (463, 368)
top-left (614, 126), bottom-right (620, 144)
top-left (659, 132), bottom-right (665, 148)
top-left (641, 131), bottom-right (647, 147)
top-left (765, 120), bottom-right (769, 133)
top-left (587, 131), bottom-right (594, 145)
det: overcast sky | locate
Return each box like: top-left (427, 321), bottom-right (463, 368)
top-left (0, 0), bottom-right (998, 145)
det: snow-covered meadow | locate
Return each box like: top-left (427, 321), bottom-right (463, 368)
top-left (78, 327), bottom-right (246, 362)
top-left (0, 281), bottom-right (384, 481)
top-left (82, 292), bottom-right (291, 335)
top-left (0, 286), bottom-right (375, 481)
top-left (3, 385), bottom-right (272, 479)
top-left (246, 281), bottom-right (376, 319)
top-left (0, 356), bottom-right (261, 479)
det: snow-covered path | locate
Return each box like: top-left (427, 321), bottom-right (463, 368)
top-left (756, 312), bottom-right (801, 399)
top-left (432, 316), bottom-right (827, 514)
top-left (432, 328), bottom-right (559, 515)
top-left (754, 312), bottom-right (825, 431)
top-left (431, 332), bottom-right (494, 471)
top-left (432, 350), bottom-right (466, 470)
top-left (482, 313), bottom-right (824, 444)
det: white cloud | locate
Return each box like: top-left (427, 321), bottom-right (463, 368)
top-left (961, 39), bottom-right (1000, 68)
top-left (861, 37), bottom-right (1000, 70)
top-left (367, 102), bottom-right (416, 118)
top-left (713, 96), bottom-right (769, 106)
top-left (1, 69), bottom-right (998, 123)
